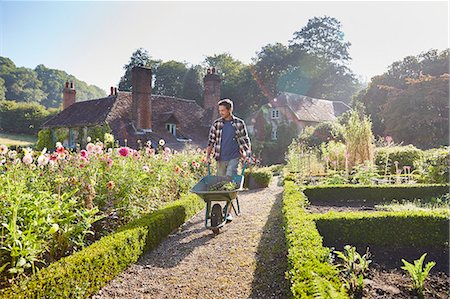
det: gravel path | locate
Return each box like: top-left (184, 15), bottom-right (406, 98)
top-left (93, 176), bottom-right (291, 299)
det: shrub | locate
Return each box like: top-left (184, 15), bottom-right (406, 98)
top-left (419, 147), bottom-right (449, 184)
top-left (312, 210), bottom-right (449, 248)
top-left (282, 181), bottom-right (347, 298)
top-left (0, 194), bottom-right (204, 298)
top-left (244, 167), bottom-right (273, 189)
top-left (303, 184), bottom-right (449, 205)
top-left (375, 145), bottom-right (424, 175)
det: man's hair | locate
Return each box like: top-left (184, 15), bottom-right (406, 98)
top-left (218, 98), bottom-right (233, 110)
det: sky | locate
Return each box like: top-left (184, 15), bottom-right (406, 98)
top-left (1, 1), bottom-right (448, 93)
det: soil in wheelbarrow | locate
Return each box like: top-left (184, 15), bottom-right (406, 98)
top-left (93, 177), bottom-right (291, 299)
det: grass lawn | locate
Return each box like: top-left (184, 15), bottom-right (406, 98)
top-left (0, 132), bottom-right (37, 147)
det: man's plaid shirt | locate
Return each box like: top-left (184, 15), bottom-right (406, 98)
top-left (207, 115), bottom-right (251, 161)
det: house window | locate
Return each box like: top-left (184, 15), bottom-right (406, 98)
top-left (271, 127), bottom-right (278, 140)
top-left (271, 108), bottom-right (280, 119)
top-left (166, 123), bottom-right (176, 136)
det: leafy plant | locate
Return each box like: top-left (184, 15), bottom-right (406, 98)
top-left (334, 245), bottom-right (371, 297)
top-left (401, 253), bottom-right (436, 298)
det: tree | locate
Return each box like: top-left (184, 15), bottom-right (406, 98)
top-left (118, 48), bottom-right (160, 91)
top-left (0, 77), bottom-right (6, 101)
top-left (153, 60), bottom-right (188, 97)
top-left (290, 16), bottom-right (351, 65)
top-left (252, 43), bottom-right (295, 99)
top-left (182, 65), bottom-right (203, 104)
top-left (353, 48), bottom-right (449, 138)
top-left (382, 74), bottom-right (449, 149)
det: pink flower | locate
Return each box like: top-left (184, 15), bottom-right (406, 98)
top-left (385, 136), bottom-right (393, 145)
top-left (80, 150), bottom-right (88, 158)
top-left (133, 151), bottom-right (141, 160)
top-left (107, 158), bottom-right (113, 168)
top-left (119, 147), bottom-right (129, 157)
top-left (146, 148), bottom-right (155, 156)
top-left (143, 165), bottom-right (150, 172)
top-left (93, 145), bottom-right (103, 154)
top-left (164, 147), bottom-right (171, 155)
top-left (79, 156), bottom-right (89, 168)
top-left (0, 145), bottom-right (8, 155)
top-left (86, 143), bottom-right (95, 153)
top-left (22, 154), bottom-right (33, 165)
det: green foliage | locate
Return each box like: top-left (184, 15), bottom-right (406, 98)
top-left (343, 110), bottom-right (375, 169)
top-left (299, 122), bottom-right (344, 148)
top-left (321, 140), bottom-right (346, 171)
top-left (419, 147), bottom-right (449, 183)
top-left (382, 74), bottom-right (449, 149)
top-left (351, 162), bottom-right (379, 185)
top-left (313, 210), bottom-right (449, 248)
top-left (353, 49), bottom-right (449, 140)
top-left (401, 253), bottom-right (436, 298)
top-left (118, 48), bottom-right (161, 91)
top-left (35, 129), bottom-right (53, 150)
top-left (333, 245), bottom-right (371, 297)
top-left (282, 181), bottom-right (348, 298)
top-left (375, 145), bottom-right (424, 175)
top-left (154, 60), bottom-right (188, 97)
top-left (0, 100), bottom-right (58, 135)
top-left (244, 167), bottom-right (273, 189)
top-left (303, 184), bottom-right (449, 205)
top-left (0, 194), bottom-right (204, 299)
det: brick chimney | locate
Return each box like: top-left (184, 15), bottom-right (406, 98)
top-left (203, 67), bottom-right (221, 120)
top-left (131, 66), bottom-right (152, 131)
top-left (63, 81), bottom-right (76, 109)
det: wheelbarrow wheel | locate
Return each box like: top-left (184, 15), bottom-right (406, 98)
top-left (211, 227), bottom-right (220, 235)
top-left (210, 203), bottom-right (223, 228)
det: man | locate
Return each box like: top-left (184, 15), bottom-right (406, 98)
top-left (206, 98), bottom-right (251, 222)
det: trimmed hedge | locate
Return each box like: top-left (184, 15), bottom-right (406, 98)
top-left (312, 210), bottom-right (449, 248)
top-left (375, 145), bottom-right (424, 173)
top-left (244, 167), bottom-right (273, 189)
top-left (282, 181), bottom-right (347, 298)
top-left (303, 184), bottom-right (449, 204)
top-left (0, 194), bottom-right (205, 299)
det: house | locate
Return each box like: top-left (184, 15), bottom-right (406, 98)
top-left (246, 92), bottom-right (351, 142)
top-left (42, 67), bottom-right (222, 150)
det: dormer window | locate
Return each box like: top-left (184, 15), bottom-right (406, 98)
top-left (166, 123), bottom-right (176, 136)
top-left (271, 108), bottom-right (280, 119)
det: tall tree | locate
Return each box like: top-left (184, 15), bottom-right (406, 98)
top-left (118, 48), bottom-right (160, 91)
top-left (252, 43), bottom-right (295, 99)
top-left (290, 16), bottom-right (351, 65)
top-left (382, 74), bottom-right (449, 148)
top-left (153, 60), bottom-right (188, 97)
top-left (182, 65), bottom-right (203, 104)
top-left (353, 48), bottom-right (449, 138)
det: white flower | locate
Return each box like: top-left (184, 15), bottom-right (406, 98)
top-left (22, 154), bottom-right (33, 165)
top-left (146, 140), bottom-right (152, 147)
top-left (56, 142), bottom-right (62, 148)
top-left (143, 165), bottom-right (150, 172)
top-left (159, 139), bottom-right (165, 146)
top-left (8, 150), bottom-right (17, 159)
top-left (38, 155), bottom-right (49, 166)
top-left (86, 136), bottom-right (92, 142)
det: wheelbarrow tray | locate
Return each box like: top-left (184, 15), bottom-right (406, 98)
top-left (190, 174), bottom-right (244, 201)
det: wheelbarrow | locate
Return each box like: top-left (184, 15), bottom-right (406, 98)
top-left (190, 163), bottom-right (246, 235)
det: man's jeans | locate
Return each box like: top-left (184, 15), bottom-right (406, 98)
top-left (216, 157), bottom-right (239, 177)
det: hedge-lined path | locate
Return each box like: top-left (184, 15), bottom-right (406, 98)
top-left (93, 176), bottom-right (291, 299)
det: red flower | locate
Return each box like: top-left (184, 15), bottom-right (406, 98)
top-left (56, 146), bottom-right (65, 154)
top-left (119, 147), bottom-right (129, 157)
